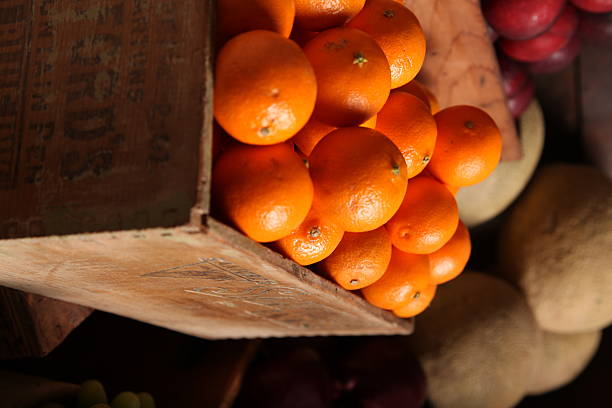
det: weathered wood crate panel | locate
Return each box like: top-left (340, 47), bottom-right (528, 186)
top-left (0, 0), bottom-right (205, 238)
top-left (0, 0), bottom-right (412, 338)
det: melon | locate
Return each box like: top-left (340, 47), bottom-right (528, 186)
top-left (499, 164), bottom-right (612, 333)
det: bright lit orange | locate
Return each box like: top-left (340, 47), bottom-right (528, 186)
top-left (362, 248), bottom-right (431, 310)
top-left (213, 143), bottom-right (313, 242)
top-left (347, 0), bottom-right (426, 88)
top-left (386, 176), bottom-right (459, 254)
top-left (429, 220), bottom-right (471, 284)
top-left (276, 207), bottom-right (344, 265)
top-left (309, 127), bottom-right (408, 232)
top-left (375, 92), bottom-right (437, 178)
top-left (319, 227), bottom-right (392, 290)
top-left (304, 27), bottom-right (391, 127)
top-left (428, 106), bottom-right (502, 187)
top-left (215, 31), bottom-right (317, 145)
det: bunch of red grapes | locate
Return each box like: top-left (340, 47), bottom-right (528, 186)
top-left (483, 0), bottom-right (612, 117)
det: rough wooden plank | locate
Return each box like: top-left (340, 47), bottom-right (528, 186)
top-left (0, 287), bottom-right (92, 359)
top-left (0, 0), bottom-right (205, 239)
top-left (404, 0), bottom-right (521, 160)
top-left (0, 221), bottom-right (412, 339)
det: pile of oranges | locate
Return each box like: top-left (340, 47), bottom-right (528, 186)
top-left (212, 0), bottom-right (503, 318)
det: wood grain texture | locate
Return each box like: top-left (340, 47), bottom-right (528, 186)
top-left (0, 286), bottom-right (92, 359)
top-left (0, 0), bottom-right (205, 238)
top-left (0, 220), bottom-right (412, 339)
top-left (404, 0), bottom-right (521, 160)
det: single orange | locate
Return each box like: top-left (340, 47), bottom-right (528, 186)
top-left (393, 283), bottom-right (437, 318)
top-left (375, 92), bottom-right (437, 178)
top-left (304, 27), bottom-right (391, 127)
top-left (397, 80), bottom-right (440, 114)
top-left (361, 114), bottom-right (377, 129)
top-left (212, 143), bottom-right (313, 242)
top-left (292, 119), bottom-right (335, 157)
top-left (216, 0), bottom-right (295, 44)
top-left (214, 30), bottom-right (317, 145)
top-left (362, 248), bottom-right (431, 310)
top-left (429, 220), bottom-right (471, 284)
top-left (319, 227), bottom-right (392, 290)
top-left (309, 127), bottom-right (408, 232)
top-left (347, 0), bottom-right (426, 88)
top-left (386, 176), bottom-right (459, 254)
top-left (275, 207), bottom-right (344, 265)
top-left (428, 105), bottom-right (502, 187)
top-left (294, 0), bottom-right (366, 31)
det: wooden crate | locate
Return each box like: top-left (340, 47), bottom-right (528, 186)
top-left (0, 0), bottom-right (411, 338)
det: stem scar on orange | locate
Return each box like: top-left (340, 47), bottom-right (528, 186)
top-left (212, 143), bottom-right (313, 243)
top-left (375, 92), bottom-right (437, 179)
top-left (214, 30), bottom-right (317, 146)
top-left (303, 27), bottom-right (391, 127)
top-left (319, 226), bottom-right (392, 290)
top-left (362, 247), bottom-right (431, 310)
top-left (309, 127), bottom-right (408, 233)
top-left (393, 283), bottom-right (437, 318)
top-left (347, 0), bottom-right (426, 88)
top-left (386, 176), bottom-right (459, 254)
top-left (275, 207), bottom-right (344, 266)
top-left (428, 105), bottom-right (503, 187)
top-left (429, 220), bottom-right (471, 284)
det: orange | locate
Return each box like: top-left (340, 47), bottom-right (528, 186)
top-left (212, 143), bottom-right (313, 242)
top-left (276, 207), bottom-right (344, 265)
top-left (292, 115), bottom-right (378, 156)
top-left (216, 0), bottom-right (295, 44)
top-left (319, 227), bottom-right (392, 290)
top-left (393, 283), bottom-right (436, 318)
top-left (304, 27), bottom-right (391, 127)
top-left (428, 105), bottom-right (502, 187)
top-left (347, 0), bottom-right (426, 88)
top-left (294, 0), bottom-right (366, 31)
top-left (429, 220), bottom-right (471, 284)
top-left (397, 80), bottom-right (440, 114)
top-left (362, 248), bottom-right (431, 310)
top-left (292, 119), bottom-right (335, 157)
top-left (386, 176), bottom-right (459, 254)
top-left (309, 127), bottom-right (408, 232)
top-left (214, 30), bottom-right (317, 145)
top-left (375, 92), bottom-right (437, 178)
top-left (361, 114), bottom-right (377, 129)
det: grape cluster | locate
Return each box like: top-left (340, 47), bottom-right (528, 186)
top-left (39, 380), bottom-right (155, 408)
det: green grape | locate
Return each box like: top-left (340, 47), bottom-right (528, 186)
top-left (77, 380), bottom-right (108, 408)
top-left (110, 391), bottom-right (140, 408)
top-left (38, 403), bottom-right (65, 408)
top-left (137, 393), bottom-right (156, 408)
